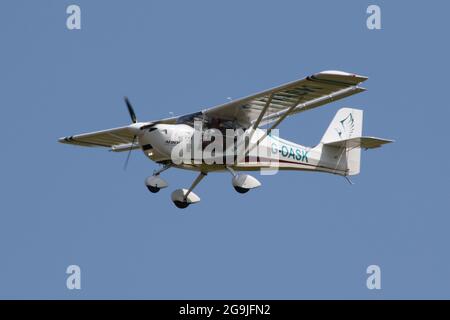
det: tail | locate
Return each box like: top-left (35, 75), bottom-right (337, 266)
top-left (318, 108), bottom-right (393, 176)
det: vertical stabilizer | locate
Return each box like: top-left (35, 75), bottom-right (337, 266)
top-left (320, 108), bottom-right (363, 175)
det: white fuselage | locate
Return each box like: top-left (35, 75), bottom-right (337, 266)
top-left (137, 124), bottom-right (348, 175)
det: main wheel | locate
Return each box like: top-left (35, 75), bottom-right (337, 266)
top-left (147, 185), bottom-right (160, 193)
top-left (173, 200), bottom-right (189, 209)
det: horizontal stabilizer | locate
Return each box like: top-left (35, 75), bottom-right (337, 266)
top-left (324, 136), bottom-right (394, 149)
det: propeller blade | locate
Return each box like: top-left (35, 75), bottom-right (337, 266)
top-left (123, 135), bottom-right (137, 171)
top-left (124, 96), bottom-right (137, 123)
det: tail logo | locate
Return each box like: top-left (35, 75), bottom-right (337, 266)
top-left (335, 113), bottom-right (355, 139)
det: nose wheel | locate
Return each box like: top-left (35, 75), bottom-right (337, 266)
top-left (145, 175), bottom-right (168, 193)
top-left (145, 164), bottom-right (171, 193)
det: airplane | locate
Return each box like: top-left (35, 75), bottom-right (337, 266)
top-left (59, 70), bottom-right (393, 209)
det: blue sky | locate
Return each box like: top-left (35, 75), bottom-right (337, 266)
top-left (0, 0), bottom-right (449, 299)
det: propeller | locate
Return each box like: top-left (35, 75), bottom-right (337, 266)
top-left (124, 96), bottom-right (137, 123)
top-left (123, 96), bottom-right (137, 170)
top-left (123, 135), bottom-right (137, 171)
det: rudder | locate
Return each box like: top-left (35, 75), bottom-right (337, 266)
top-left (320, 108), bottom-right (363, 176)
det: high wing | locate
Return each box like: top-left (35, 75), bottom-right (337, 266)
top-left (59, 124), bottom-right (140, 150)
top-left (59, 70), bottom-right (367, 151)
top-left (58, 119), bottom-right (177, 152)
top-left (201, 70), bottom-right (368, 128)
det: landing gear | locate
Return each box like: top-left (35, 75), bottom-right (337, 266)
top-left (145, 165), bottom-right (261, 207)
top-left (145, 164), bottom-right (171, 193)
top-left (145, 165), bottom-right (207, 209)
top-left (171, 172), bottom-right (207, 209)
top-left (226, 167), bottom-right (261, 194)
top-left (145, 175), bottom-right (168, 193)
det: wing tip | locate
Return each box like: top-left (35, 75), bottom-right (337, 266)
top-left (58, 136), bottom-right (69, 143)
top-left (317, 70), bottom-right (368, 82)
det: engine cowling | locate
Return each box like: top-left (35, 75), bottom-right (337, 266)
top-left (140, 124), bottom-right (194, 162)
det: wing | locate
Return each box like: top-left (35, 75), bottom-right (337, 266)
top-left (59, 70), bottom-right (367, 151)
top-left (201, 70), bottom-right (368, 128)
top-left (58, 124), bottom-right (143, 152)
top-left (58, 112), bottom-right (178, 151)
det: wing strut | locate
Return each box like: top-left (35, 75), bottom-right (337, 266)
top-left (246, 86), bottom-right (360, 156)
top-left (245, 95), bottom-right (303, 157)
top-left (245, 93), bottom-right (274, 150)
top-left (251, 93), bottom-right (274, 131)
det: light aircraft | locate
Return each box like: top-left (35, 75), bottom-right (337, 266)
top-left (59, 70), bottom-right (393, 208)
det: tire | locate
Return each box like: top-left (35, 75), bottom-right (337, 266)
top-left (233, 186), bottom-right (249, 194)
top-left (173, 200), bottom-right (189, 209)
top-left (147, 185), bottom-right (160, 193)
